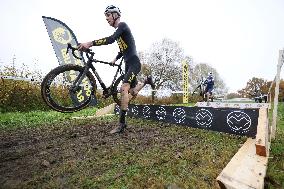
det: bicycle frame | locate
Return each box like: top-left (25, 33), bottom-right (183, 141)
top-left (89, 58), bottom-right (124, 97)
top-left (67, 44), bottom-right (124, 98)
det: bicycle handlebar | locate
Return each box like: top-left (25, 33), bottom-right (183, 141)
top-left (66, 43), bottom-right (94, 60)
top-left (66, 43), bottom-right (123, 68)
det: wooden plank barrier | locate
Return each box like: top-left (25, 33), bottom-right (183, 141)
top-left (195, 102), bottom-right (270, 109)
top-left (217, 138), bottom-right (269, 189)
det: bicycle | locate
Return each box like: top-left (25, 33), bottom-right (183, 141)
top-left (191, 78), bottom-right (213, 102)
top-left (41, 43), bottom-right (126, 113)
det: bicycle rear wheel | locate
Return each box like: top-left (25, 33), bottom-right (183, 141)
top-left (41, 64), bottom-right (97, 112)
top-left (112, 75), bottom-right (124, 106)
top-left (112, 75), bottom-right (138, 106)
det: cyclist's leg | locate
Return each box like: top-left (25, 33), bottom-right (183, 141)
top-left (208, 86), bottom-right (213, 101)
top-left (110, 82), bottom-right (130, 134)
top-left (206, 87), bottom-right (213, 103)
top-left (127, 56), bottom-right (154, 97)
top-left (131, 75), bottom-right (155, 96)
top-left (110, 58), bottom-right (139, 134)
top-left (121, 83), bottom-right (131, 110)
top-left (124, 56), bottom-right (142, 98)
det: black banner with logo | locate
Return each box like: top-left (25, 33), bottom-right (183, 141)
top-left (42, 16), bottom-right (97, 106)
top-left (115, 104), bottom-right (259, 137)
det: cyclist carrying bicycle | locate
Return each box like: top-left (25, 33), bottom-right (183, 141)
top-left (78, 5), bottom-right (155, 134)
top-left (203, 72), bottom-right (214, 103)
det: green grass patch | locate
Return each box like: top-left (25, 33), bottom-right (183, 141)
top-left (266, 102), bottom-right (284, 188)
top-left (0, 107), bottom-right (98, 129)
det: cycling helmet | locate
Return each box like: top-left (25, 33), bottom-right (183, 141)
top-left (208, 72), bottom-right (212, 76)
top-left (104, 5), bottom-right (121, 16)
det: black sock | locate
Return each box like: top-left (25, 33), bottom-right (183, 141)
top-left (119, 110), bottom-right (127, 124)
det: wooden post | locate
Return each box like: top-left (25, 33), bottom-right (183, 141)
top-left (271, 50), bottom-right (284, 139)
top-left (255, 108), bottom-right (269, 156)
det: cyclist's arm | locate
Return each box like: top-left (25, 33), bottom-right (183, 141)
top-left (111, 52), bottom-right (122, 64)
top-left (92, 23), bottom-right (126, 46)
top-left (115, 52), bottom-right (122, 60)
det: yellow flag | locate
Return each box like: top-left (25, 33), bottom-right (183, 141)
top-left (182, 60), bottom-right (189, 103)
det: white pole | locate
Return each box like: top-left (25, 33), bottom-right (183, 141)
top-left (268, 76), bottom-right (275, 103)
top-left (271, 49), bottom-right (284, 139)
top-left (0, 75), bottom-right (41, 83)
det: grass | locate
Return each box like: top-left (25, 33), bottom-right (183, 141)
top-left (0, 107), bottom-right (98, 129)
top-left (266, 102), bottom-right (284, 188)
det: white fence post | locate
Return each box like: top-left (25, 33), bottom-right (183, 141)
top-left (271, 49), bottom-right (284, 139)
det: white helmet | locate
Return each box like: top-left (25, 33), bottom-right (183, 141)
top-left (104, 5), bottom-right (121, 16)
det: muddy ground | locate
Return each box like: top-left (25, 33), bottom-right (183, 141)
top-left (0, 117), bottom-right (245, 189)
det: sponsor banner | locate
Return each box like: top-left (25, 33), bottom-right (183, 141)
top-left (42, 16), bottom-right (96, 106)
top-left (115, 104), bottom-right (259, 137)
top-left (42, 16), bottom-right (85, 66)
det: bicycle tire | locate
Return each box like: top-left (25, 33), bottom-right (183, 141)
top-left (112, 75), bottom-right (124, 106)
top-left (41, 64), bottom-right (97, 112)
top-left (112, 75), bottom-right (138, 106)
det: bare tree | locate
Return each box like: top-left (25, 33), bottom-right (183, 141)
top-left (138, 38), bottom-right (186, 99)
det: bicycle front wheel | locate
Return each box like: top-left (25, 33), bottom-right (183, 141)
top-left (41, 64), bottom-right (97, 112)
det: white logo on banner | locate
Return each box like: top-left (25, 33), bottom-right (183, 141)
top-left (173, 108), bottom-right (186, 123)
top-left (195, 109), bottom-right (213, 128)
top-left (115, 105), bottom-right (120, 115)
top-left (156, 106), bottom-right (167, 120)
top-left (226, 111), bottom-right (251, 134)
top-left (131, 106), bottom-right (139, 115)
top-left (142, 106), bottom-right (151, 118)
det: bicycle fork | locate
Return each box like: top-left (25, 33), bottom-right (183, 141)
top-left (69, 61), bottom-right (93, 94)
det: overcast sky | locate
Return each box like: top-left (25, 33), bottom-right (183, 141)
top-left (1, 0), bottom-right (284, 93)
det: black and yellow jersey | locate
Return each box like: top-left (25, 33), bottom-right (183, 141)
top-left (92, 22), bottom-right (137, 62)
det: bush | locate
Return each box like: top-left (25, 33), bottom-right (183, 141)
top-left (0, 79), bottom-right (49, 112)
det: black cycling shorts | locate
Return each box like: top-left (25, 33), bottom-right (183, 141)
top-left (123, 55), bottom-right (141, 88)
top-left (205, 86), bottom-right (213, 95)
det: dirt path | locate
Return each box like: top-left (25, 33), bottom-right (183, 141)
top-left (0, 118), bottom-right (242, 188)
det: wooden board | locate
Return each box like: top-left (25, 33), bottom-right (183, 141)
top-left (217, 138), bottom-right (269, 189)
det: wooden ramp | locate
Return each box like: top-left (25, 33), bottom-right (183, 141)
top-left (72, 103), bottom-right (116, 119)
top-left (217, 138), bottom-right (269, 189)
top-left (217, 108), bottom-right (270, 189)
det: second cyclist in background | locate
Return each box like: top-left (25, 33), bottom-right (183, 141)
top-left (203, 72), bottom-right (214, 104)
